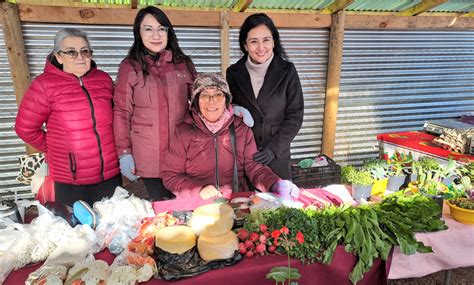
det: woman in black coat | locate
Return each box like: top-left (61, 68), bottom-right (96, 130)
top-left (226, 13), bottom-right (304, 179)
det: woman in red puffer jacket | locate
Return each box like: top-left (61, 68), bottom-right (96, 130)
top-left (15, 28), bottom-right (120, 206)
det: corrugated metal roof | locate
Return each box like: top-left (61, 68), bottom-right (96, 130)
top-left (346, 0), bottom-right (421, 12)
top-left (8, 0), bottom-right (474, 13)
top-left (429, 0), bottom-right (474, 12)
top-left (248, 0), bottom-right (333, 10)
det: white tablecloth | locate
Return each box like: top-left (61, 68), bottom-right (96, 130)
top-left (389, 211), bottom-right (474, 279)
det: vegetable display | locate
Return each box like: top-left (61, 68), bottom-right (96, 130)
top-left (243, 191), bottom-right (447, 284)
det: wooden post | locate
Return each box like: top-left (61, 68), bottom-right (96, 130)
top-left (321, 11), bottom-right (345, 158)
top-left (1, 2), bottom-right (30, 106)
top-left (1, 2), bottom-right (38, 154)
top-left (220, 11), bottom-right (230, 76)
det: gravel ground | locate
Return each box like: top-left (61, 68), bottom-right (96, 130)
top-left (123, 180), bottom-right (473, 285)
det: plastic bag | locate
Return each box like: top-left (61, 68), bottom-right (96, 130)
top-left (93, 187), bottom-right (154, 255)
top-left (108, 250), bottom-right (156, 284)
top-left (0, 228), bottom-right (22, 283)
top-left (25, 265), bottom-right (68, 285)
top-left (152, 246), bottom-right (241, 281)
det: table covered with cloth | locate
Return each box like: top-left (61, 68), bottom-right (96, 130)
top-left (377, 131), bottom-right (474, 165)
top-left (389, 206), bottom-right (474, 279)
top-left (4, 189), bottom-right (390, 285)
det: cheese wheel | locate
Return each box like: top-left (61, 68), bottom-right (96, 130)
top-left (197, 230), bottom-right (239, 261)
top-left (155, 225), bottom-right (196, 254)
top-left (189, 204), bottom-right (234, 236)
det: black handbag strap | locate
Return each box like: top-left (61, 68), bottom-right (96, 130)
top-left (229, 123), bottom-right (238, 192)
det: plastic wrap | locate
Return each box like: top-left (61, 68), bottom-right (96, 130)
top-left (93, 187), bottom-right (155, 255)
top-left (108, 250), bottom-right (156, 284)
top-left (25, 265), bottom-right (68, 285)
top-left (0, 228), bottom-right (22, 283)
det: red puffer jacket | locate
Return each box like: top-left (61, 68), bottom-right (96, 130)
top-left (162, 108), bottom-right (281, 200)
top-left (113, 50), bottom-right (197, 178)
top-left (15, 59), bottom-right (120, 185)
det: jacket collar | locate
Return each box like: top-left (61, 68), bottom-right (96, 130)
top-left (230, 55), bottom-right (288, 112)
top-left (145, 49), bottom-right (173, 66)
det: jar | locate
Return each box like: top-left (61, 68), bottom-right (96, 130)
top-left (0, 201), bottom-right (23, 224)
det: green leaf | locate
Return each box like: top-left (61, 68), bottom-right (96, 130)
top-left (266, 271), bottom-right (287, 282)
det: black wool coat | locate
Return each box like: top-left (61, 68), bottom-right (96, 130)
top-left (226, 55), bottom-right (304, 179)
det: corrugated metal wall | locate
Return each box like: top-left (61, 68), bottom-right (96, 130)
top-left (0, 23), bottom-right (220, 200)
top-left (335, 29), bottom-right (474, 166)
top-left (229, 28), bottom-right (329, 160)
top-left (0, 26), bottom-right (32, 200)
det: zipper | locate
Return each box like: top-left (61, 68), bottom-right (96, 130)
top-left (214, 135), bottom-right (219, 191)
top-left (69, 152), bottom-right (77, 180)
top-left (79, 77), bottom-right (105, 182)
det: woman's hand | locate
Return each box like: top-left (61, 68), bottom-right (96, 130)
top-left (199, 185), bottom-right (222, 200)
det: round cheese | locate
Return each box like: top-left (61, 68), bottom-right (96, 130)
top-left (197, 230), bottom-right (239, 261)
top-left (155, 225), bottom-right (196, 254)
top-left (189, 204), bottom-right (234, 237)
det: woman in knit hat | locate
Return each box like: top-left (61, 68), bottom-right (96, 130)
top-left (161, 73), bottom-right (300, 200)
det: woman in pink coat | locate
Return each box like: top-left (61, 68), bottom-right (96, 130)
top-left (113, 6), bottom-right (197, 201)
top-left (15, 28), bottom-right (120, 206)
top-left (162, 73), bottom-right (300, 201)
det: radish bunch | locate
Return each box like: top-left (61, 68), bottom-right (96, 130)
top-left (237, 224), bottom-right (276, 257)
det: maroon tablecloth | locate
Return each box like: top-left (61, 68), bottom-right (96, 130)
top-left (5, 246), bottom-right (391, 285)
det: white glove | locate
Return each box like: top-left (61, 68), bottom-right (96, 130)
top-left (233, 105), bottom-right (254, 128)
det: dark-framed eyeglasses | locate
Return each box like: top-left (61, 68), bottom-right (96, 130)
top-left (199, 92), bottom-right (226, 103)
top-left (141, 26), bottom-right (169, 37)
top-left (58, 49), bottom-right (93, 59)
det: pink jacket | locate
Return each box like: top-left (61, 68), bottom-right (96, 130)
top-left (162, 109), bottom-right (281, 200)
top-left (15, 59), bottom-right (119, 185)
top-left (113, 50), bottom-right (197, 177)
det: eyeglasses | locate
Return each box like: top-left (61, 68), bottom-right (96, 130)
top-left (199, 93), bottom-right (226, 103)
top-left (141, 26), bottom-right (169, 38)
top-left (58, 49), bottom-right (93, 59)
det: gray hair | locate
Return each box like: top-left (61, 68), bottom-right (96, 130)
top-left (50, 28), bottom-right (91, 55)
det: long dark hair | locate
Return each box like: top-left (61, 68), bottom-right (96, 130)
top-left (127, 6), bottom-right (192, 76)
top-left (238, 13), bottom-right (287, 60)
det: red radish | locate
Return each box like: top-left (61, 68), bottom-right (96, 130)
top-left (249, 232), bottom-right (259, 243)
top-left (239, 247), bottom-right (247, 254)
top-left (244, 240), bottom-right (254, 249)
top-left (259, 224), bottom-right (268, 233)
top-left (237, 229), bottom-right (249, 240)
top-left (255, 243), bottom-right (266, 254)
top-left (268, 245), bottom-right (276, 253)
top-left (245, 251), bottom-right (254, 257)
top-left (259, 234), bottom-right (267, 243)
top-left (263, 231), bottom-right (270, 238)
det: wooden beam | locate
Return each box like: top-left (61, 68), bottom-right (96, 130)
top-left (229, 12), bottom-right (331, 28)
top-left (398, 0), bottom-right (447, 16)
top-left (1, 2), bottom-right (38, 154)
top-left (131, 0), bottom-right (138, 9)
top-left (233, 0), bottom-right (253, 12)
top-left (220, 11), bottom-right (230, 76)
top-left (18, 4), bottom-right (222, 26)
top-left (320, 0), bottom-right (354, 15)
top-left (1, 3), bottom-right (30, 106)
top-left (345, 14), bottom-right (474, 29)
top-left (321, 11), bottom-right (345, 158)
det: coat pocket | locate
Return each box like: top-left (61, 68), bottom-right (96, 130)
top-left (69, 152), bottom-right (77, 180)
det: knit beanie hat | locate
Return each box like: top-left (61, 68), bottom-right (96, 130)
top-left (191, 73), bottom-right (232, 105)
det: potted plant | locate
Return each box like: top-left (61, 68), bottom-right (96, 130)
top-left (343, 166), bottom-right (374, 201)
top-left (438, 159), bottom-right (460, 186)
top-left (386, 152), bottom-right (412, 192)
top-left (364, 158), bottom-right (389, 196)
top-left (416, 170), bottom-right (448, 217)
top-left (446, 197), bottom-right (474, 224)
